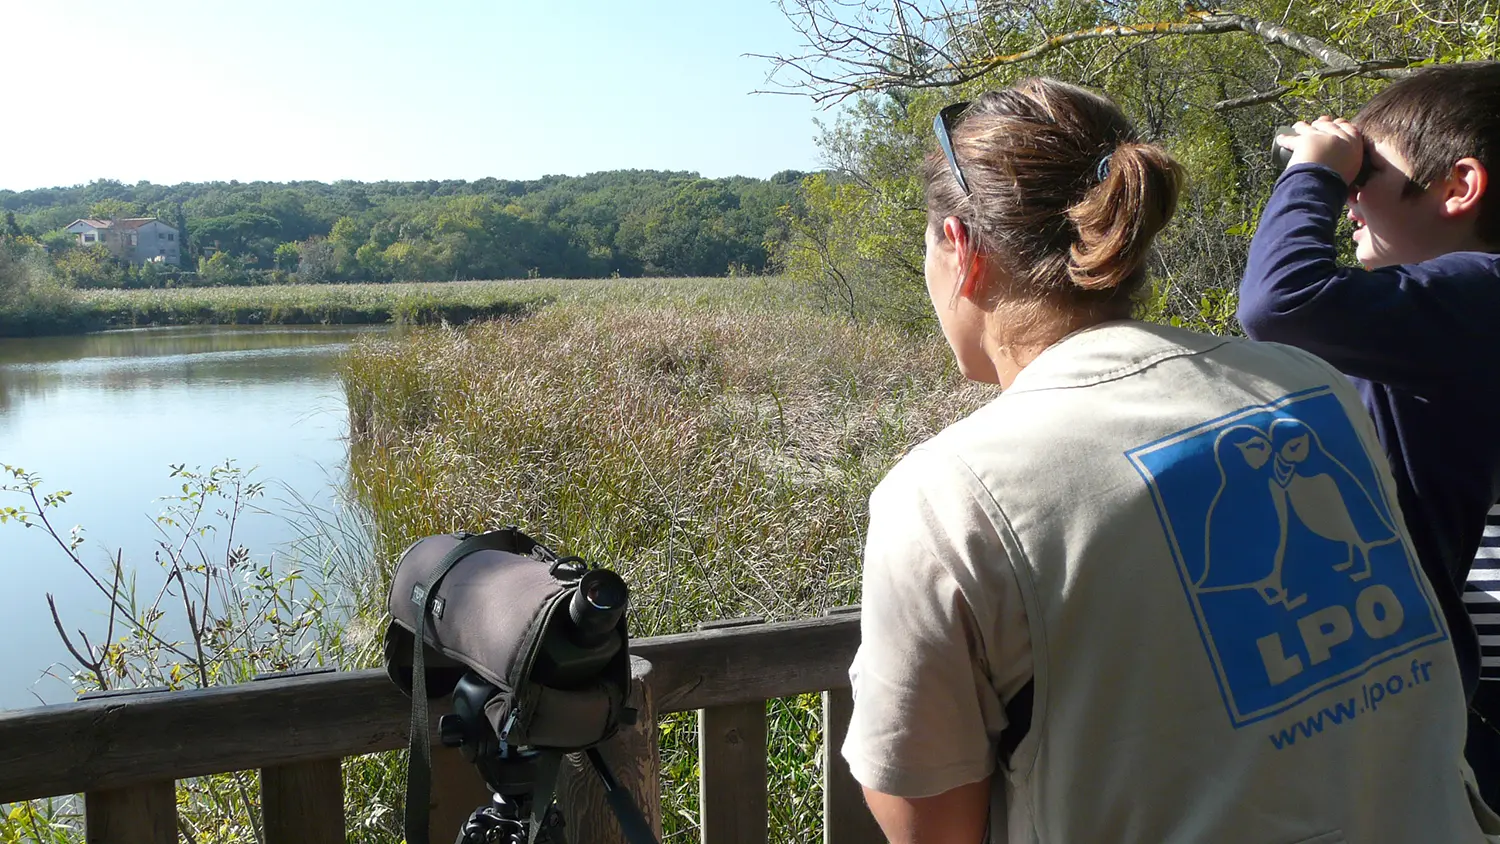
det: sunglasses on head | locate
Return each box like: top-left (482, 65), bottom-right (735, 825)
top-left (934, 101), bottom-right (973, 197)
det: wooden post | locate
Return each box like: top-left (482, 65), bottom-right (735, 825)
top-left (820, 604), bottom-right (881, 844)
top-left (261, 758), bottom-right (345, 844)
top-left (691, 616), bottom-right (769, 844)
top-left (822, 686), bottom-right (884, 844)
top-left (558, 655), bottom-right (662, 843)
top-left (84, 781), bottom-right (177, 844)
top-left (699, 701), bottom-right (768, 844)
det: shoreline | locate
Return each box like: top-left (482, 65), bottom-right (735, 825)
top-left (0, 276), bottom-right (799, 339)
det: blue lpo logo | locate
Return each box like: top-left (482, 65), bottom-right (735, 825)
top-left (1127, 387), bottom-right (1447, 726)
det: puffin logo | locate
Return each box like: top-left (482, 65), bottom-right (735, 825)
top-left (1127, 387), bottom-right (1447, 727)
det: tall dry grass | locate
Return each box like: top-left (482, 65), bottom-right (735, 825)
top-left (338, 293), bottom-right (998, 841)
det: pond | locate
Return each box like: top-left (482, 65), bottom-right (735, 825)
top-left (0, 324), bottom-right (390, 710)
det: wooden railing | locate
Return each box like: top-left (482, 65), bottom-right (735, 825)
top-left (0, 608), bottom-right (884, 844)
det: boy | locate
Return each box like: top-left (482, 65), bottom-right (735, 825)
top-left (1237, 61), bottom-right (1500, 803)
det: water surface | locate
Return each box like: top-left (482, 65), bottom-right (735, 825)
top-left (0, 324), bottom-right (386, 710)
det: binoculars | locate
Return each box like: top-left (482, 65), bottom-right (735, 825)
top-left (1272, 125), bottom-right (1375, 187)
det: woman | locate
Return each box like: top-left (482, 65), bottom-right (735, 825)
top-left (840, 77), bottom-right (1496, 843)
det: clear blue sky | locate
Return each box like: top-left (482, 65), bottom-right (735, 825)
top-left (0, 0), bottom-right (834, 191)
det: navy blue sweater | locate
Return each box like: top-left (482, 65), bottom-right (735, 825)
top-left (1237, 162), bottom-right (1500, 701)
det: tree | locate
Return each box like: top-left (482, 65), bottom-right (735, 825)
top-left (3, 212), bottom-right (19, 239)
top-left (87, 198), bottom-right (140, 220)
top-left (197, 251), bottom-right (247, 286)
top-left (172, 201), bottom-right (190, 262)
top-left (39, 228), bottom-right (76, 257)
top-left (296, 238), bottom-right (336, 283)
top-left (756, 0), bottom-right (1496, 110)
top-left (273, 241), bottom-right (301, 272)
top-left (3, 170), bottom-right (804, 285)
top-left (53, 244), bottom-right (125, 289)
top-left (327, 216), bottom-right (365, 280)
top-left (0, 238), bottom-right (36, 309)
top-left (761, 0), bottom-right (1496, 330)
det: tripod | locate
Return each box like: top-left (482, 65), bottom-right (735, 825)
top-left (441, 673), bottom-right (568, 844)
top-left (450, 745), bottom-right (566, 844)
top-left (440, 668), bottom-right (658, 844)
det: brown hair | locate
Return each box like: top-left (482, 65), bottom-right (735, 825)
top-left (1354, 61), bottom-right (1500, 244)
top-left (925, 78), bottom-right (1185, 338)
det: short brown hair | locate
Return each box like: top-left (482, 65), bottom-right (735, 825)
top-left (925, 78), bottom-right (1185, 336)
top-left (1355, 61), bottom-right (1500, 243)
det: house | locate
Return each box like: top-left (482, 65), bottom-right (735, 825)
top-left (64, 217), bottom-right (181, 266)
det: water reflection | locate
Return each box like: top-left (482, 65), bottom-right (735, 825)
top-left (0, 324), bottom-right (385, 365)
top-left (0, 326), bottom-right (391, 412)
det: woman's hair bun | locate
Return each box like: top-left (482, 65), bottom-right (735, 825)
top-left (1065, 142), bottom-right (1185, 291)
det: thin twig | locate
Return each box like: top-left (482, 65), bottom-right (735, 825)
top-left (47, 594), bottom-right (105, 690)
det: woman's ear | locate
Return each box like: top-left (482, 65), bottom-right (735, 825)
top-left (941, 216), bottom-right (985, 298)
top-left (1441, 157), bottom-right (1488, 219)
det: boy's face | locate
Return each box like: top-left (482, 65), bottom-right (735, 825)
top-left (1346, 137), bottom-right (1447, 268)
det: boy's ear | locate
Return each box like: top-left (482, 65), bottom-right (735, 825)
top-left (1440, 157), bottom-right (1488, 219)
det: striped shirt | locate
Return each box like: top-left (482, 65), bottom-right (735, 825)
top-left (1466, 504), bottom-right (1500, 681)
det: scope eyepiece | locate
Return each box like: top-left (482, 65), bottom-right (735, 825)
top-left (567, 568), bottom-right (628, 647)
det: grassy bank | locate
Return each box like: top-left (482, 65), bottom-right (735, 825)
top-left (0, 276), bottom-right (803, 338)
top-left (339, 292), bottom-right (998, 841)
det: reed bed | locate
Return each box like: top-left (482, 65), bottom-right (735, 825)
top-left (339, 294), bottom-right (997, 841)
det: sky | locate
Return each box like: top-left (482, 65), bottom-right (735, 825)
top-left (0, 0), bottom-right (837, 192)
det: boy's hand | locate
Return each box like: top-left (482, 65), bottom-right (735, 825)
top-left (1278, 116), bottom-right (1367, 185)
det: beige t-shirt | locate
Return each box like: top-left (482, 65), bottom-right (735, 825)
top-left (843, 443), bottom-right (1033, 798)
top-left (843, 320), bottom-right (1500, 843)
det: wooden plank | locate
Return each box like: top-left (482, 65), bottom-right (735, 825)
top-left (261, 758), bottom-right (344, 844)
top-left (0, 668), bottom-right (409, 803)
top-left (699, 701), bottom-right (768, 844)
top-left (0, 612), bottom-right (860, 803)
top-left (84, 781), bottom-right (176, 844)
top-left (698, 616), bottom-right (767, 630)
top-left (822, 687), bottom-right (885, 844)
top-left (644, 613), bottom-right (859, 713)
top-left (557, 656), bottom-right (662, 843)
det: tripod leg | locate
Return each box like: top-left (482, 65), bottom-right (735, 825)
top-left (453, 803), bottom-right (492, 844)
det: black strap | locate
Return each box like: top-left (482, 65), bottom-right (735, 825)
top-left (405, 531), bottom-right (522, 844)
top-left (526, 750), bottom-right (564, 844)
top-left (586, 747), bottom-right (660, 844)
top-left (997, 679), bottom-right (1034, 767)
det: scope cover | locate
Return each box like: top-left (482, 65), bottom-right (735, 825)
top-left (383, 527), bottom-right (631, 750)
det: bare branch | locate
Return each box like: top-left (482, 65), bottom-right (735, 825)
top-left (1214, 12), bottom-right (1363, 70)
top-left (48, 593), bottom-right (105, 689)
top-left (1214, 84), bottom-right (1296, 111)
top-left (1213, 58), bottom-right (1418, 110)
top-left (757, 3), bottom-right (1421, 104)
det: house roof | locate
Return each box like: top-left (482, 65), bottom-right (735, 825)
top-left (64, 217), bottom-right (177, 233)
top-left (115, 218), bottom-right (164, 230)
